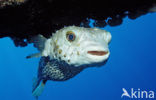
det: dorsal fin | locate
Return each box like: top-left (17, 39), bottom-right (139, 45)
top-left (30, 35), bottom-right (47, 52)
top-left (26, 35), bottom-right (47, 59)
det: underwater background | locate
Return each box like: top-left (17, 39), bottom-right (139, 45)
top-left (0, 13), bottom-right (156, 100)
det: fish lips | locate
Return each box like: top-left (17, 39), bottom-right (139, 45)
top-left (86, 50), bottom-right (110, 63)
top-left (87, 51), bottom-right (109, 56)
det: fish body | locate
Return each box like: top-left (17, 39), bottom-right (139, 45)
top-left (28, 26), bottom-right (112, 98)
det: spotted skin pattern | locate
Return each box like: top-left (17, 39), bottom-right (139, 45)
top-left (38, 56), bottom-right (85, 82)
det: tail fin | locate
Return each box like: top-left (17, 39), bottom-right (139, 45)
top-left (32, 78), bottom-right (46, 98)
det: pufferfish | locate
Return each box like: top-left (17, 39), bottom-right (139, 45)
top-left (27, 26), bottom-right (112, 98)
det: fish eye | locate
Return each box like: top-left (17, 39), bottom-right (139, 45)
top-left (66, 31), bottom-right (76, 42)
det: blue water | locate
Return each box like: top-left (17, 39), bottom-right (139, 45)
top-left (0, 13), bottom-right (156, 100)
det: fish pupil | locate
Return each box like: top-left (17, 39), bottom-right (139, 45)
top-left (69, 34), bottom-right (74, 40)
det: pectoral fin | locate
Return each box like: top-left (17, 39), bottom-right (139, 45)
top-left (26, 53), bottom-right (42, 59)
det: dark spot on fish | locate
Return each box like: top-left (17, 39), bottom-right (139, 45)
top-left (58, 49), bottom-right (62, 54)
top-left (77, 51), bottom-right (80, 55)
top-left (58, 57), bottom-right (61, 60)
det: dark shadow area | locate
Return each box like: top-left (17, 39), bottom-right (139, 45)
top-left (0, 0), bottom-right (156, 47)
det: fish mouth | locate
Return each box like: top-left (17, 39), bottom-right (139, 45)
top-left (87, 51), bottom-right (108, 56)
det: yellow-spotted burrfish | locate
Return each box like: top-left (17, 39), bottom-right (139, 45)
top-left (27, 26), bottom-right (112, 98)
